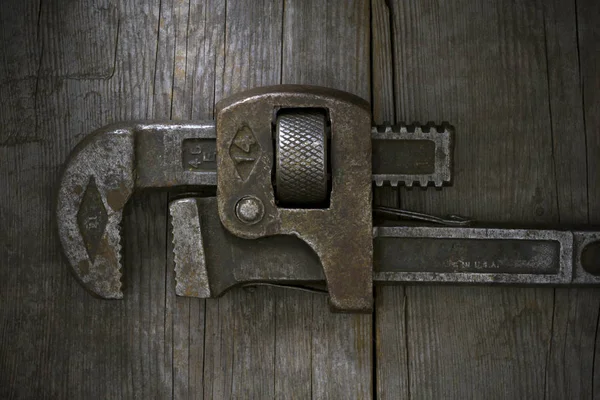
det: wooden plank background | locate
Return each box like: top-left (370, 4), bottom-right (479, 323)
top-left (0, 0), bottom-right (598, 398)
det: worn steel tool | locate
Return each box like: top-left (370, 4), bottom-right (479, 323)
top-left (57, 85), bottom-right (600, 313)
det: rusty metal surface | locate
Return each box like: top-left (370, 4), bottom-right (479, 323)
top-left (170, 198), bottom-right (211, 298)
top-left (56, 121), bottom-right (215, 298)
top-left (373, 226), bottom-right (573, 284)
top-left (215, 85), bottom-right (373, 312)
top-left (57, 124), bottom-right (134, 298)
top-left (372, 123), bottom-right (453, 187)
top-left (169, 197), bottom-right (325, 297)
top-left (168, 196), bottom-right (600, 297)
top-left (376, 228), bottom-right (598, 285)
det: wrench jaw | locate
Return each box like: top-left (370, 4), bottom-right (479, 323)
top-left (56, 121), bottom-right (218, 298)
top-left (216, 85), bottom-right (374, 313)
top-left (169, 197), bottom-right (327, 299)
top-left (57, 124), bottom-right (135, 299)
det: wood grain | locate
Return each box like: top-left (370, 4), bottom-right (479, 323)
top-left (577, 0), bottom-right (600, 223)
top-left (371, 1), bottom-right (408, 399)
top-left (0, 0), bottom-right (43, 144)
top-left (540, 0), bottom-right (600, 398)
top-left (1, 0), bottom-right (598, 398)
top-left (577, 0), bottom-right (600, 397)
top-left (39, 0), bottom-right (118, 79)
top-left (372, 0), bottom-right (400, 210)
top-left (375, 0), bottom-right (599, 398)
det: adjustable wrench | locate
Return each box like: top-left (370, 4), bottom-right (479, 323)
top-left (56, 85), bottom-right (600, 313)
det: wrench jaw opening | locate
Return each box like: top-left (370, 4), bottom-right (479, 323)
top-left (57, 124), bottom-right (135, 299)
top-left (56, 121), bottom-right (220, 299)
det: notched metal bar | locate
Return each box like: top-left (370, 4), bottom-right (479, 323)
top-left (372, 123), bottom-right (453, 187)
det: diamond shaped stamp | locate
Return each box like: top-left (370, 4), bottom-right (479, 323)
top-left (229, 125), bottom-right (261, 180)
top-left (77, 176), bottom-right (108, 263)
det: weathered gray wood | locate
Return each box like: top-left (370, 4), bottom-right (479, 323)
top-left (0, 142), bottom-right (54, 398)
top-left (372, 0), bottom-right (399, 210)
top-left (371, 1), bottom-right (408, 398)
top-left (543, 0), bottom-right (588, 225)
top-left (577, 0), bottom-right (600, 224)
top-left (371, 0), bottom-right (395, 126)
top-left (539, 0), bottom-right (600, 398)
top-left (545, 289), bottom-right (600, 399)
top-left (375, 0), bottom-right (597, 398)
top-left (1, 0), bottom-right (172, 398)
top-left (2, 0), bottom-right (599, 398)
top-left (0, 0), bottom-right (42, 145)
top-left (577, 0), bottom-right (600, 396)
top-left (39, 0), bottom-right (118, 79)
top-left (375, 280), bottom-right (409, 399)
